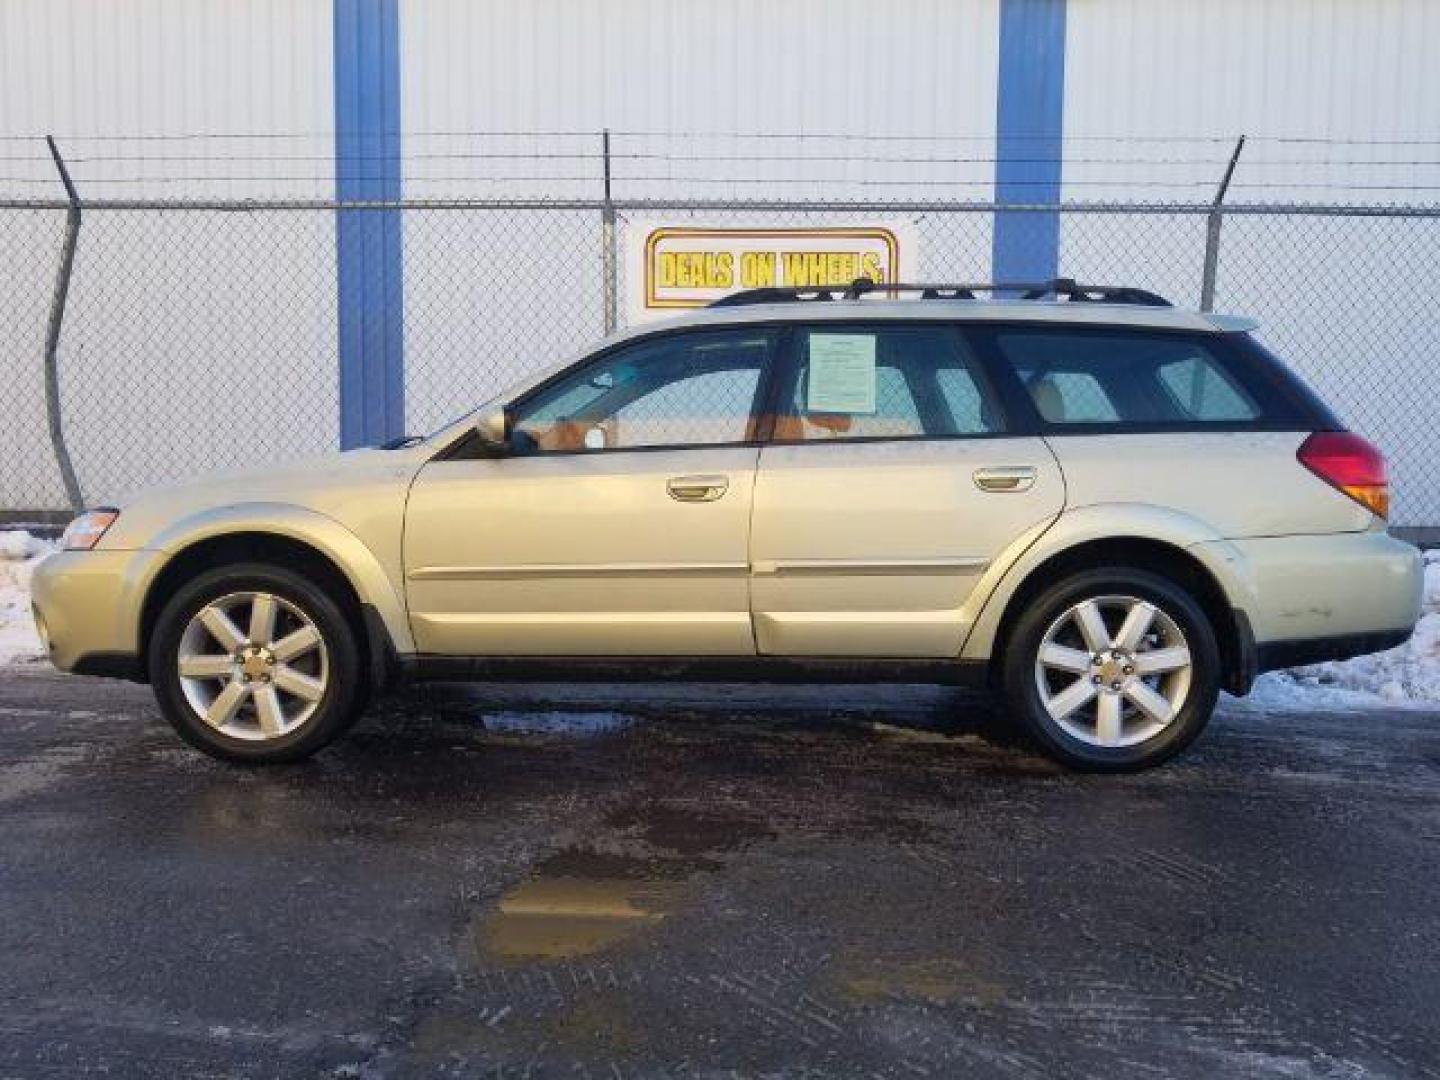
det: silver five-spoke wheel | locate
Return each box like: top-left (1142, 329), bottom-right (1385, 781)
top-left (176, 591), bottom-right (329, 741)
top-left (1033, 594), bottom-right (1192, 748)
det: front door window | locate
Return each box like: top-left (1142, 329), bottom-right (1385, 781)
top-left (509, 330), bottom-right (777, 454)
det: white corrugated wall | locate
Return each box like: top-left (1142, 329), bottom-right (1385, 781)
top-left (0, 0), bottom-right (337, 507)
top-left (0, 0), bottom-right (333, 197)
top-left (1064, 0), bottom-right (1440, 202)
top-left (401, 0), bottom-right (999, 147)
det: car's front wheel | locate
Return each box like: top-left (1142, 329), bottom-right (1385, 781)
top-left (148, 562), bottom-right (365, 763)
top-left (1001, 567), bottom-right (1220, 771)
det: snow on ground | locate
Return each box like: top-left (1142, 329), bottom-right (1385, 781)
top-left (0, 531), bottom-right (55, 665)
top-left (1, 529), bottom-right (1438, 711)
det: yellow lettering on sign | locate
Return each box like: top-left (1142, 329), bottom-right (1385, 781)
top-left (713, 251), bottom-right (734, 288)
top-left (659, 251), bottom-right (736, 288)
top-left (740, 251), bottom-right (776, 287)
top-left (780, 250), bottom-right (886, 287)
top-left (677, 253), bottom-right (697, 288)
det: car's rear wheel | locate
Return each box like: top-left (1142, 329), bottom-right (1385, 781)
top-left (148, 562), bottom-right (365, 763)
top-left (1001, 567), bottom-right (1219, 771)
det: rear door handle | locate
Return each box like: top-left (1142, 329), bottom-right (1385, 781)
top-left (667, 474), bottom-right (729, 502)
top-left (973, 466), bottom-right (1037, 493)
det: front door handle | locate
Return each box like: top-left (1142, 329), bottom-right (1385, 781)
top-left (667, 474), bottom-right (729, 502)
top-left (973, 466), bottom-right (1037, 493)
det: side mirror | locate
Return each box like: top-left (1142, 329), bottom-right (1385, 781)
top-left (474, 405), bottom-right (509, 451)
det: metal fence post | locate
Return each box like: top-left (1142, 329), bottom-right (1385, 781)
top-left (601, 129), bottom-right (619, 334)
top-left (42, 135), bottom-right (85, 512)
top-left (1199, 135), bottom-right (1246, 312)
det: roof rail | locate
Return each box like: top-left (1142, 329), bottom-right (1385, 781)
top-left (708, 277), bottom-right (1172, 309)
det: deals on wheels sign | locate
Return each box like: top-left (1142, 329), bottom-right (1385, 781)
top-left (624, 223), bottom-right (917, 324)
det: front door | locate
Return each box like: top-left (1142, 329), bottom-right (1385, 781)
top-left (750, 323), bottom-right (1064, 657)
top-left (404, 327), bottom-right (780, 656)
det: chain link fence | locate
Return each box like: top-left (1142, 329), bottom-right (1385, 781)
top-left (1, 196), bottom-right (1437, 529)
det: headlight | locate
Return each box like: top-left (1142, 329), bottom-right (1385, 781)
top-left (60, 508), bottom-right (119, 551)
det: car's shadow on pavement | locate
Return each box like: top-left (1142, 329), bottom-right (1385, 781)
top-left (375, 678), bottom-right (1042, 760)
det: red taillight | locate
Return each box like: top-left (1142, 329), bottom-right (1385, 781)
top-left (1297, 431), bottom-right (1389, 519)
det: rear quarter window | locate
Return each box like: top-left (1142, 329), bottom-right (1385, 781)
top-left (986, 327), bottom-right (1271, 428)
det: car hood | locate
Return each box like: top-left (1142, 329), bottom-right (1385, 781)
top-left (97, 445), bottom-right (432, 551)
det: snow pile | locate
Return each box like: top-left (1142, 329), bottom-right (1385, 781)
top-left (1249, 549), bottom-right (1440, 707)
top-left (0, 530), bottom-right (55, 664)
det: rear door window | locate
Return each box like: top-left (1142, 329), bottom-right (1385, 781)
top-left (988, 328), bottom-right (1262, 427)
top-left (776, 325), bottom-right (1006, 441)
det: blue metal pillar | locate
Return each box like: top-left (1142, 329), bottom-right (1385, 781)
top-left (993, 0), bottom-right (1067, 284)
top-left (334, 0), bottom-right (403, 447)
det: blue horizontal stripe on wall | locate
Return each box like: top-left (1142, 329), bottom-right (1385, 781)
top-left (334, 0), bottom-right (403, 448)
top-left (993, 0), bottom-right (1066, 285)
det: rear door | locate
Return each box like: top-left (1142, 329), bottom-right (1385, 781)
top-left (749, 322), bottom-right (1065, 657)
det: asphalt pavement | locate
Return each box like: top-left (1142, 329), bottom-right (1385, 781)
top-left (1, 666), bottom-right (1438, 1079)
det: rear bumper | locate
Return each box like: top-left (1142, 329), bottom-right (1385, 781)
top-left (1195, 530), bottom-right (1423, 646)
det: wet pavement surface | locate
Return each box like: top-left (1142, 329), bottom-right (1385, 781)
top-left (2, 667), bottom-right (1439, 1078)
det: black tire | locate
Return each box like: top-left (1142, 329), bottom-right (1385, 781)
top-left (147, 562), bottom-right (365, 764)
top-left (1000, 567), bottom-right (1220, 772)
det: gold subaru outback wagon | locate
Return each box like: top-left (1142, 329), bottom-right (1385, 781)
top-left (31, 281), bottom-right (1423, 770)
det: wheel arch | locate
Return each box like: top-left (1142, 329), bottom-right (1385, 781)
top-left (963, 507), bottom-right (1256, 695)
top-left (134, 504), bottom-right (413, 678)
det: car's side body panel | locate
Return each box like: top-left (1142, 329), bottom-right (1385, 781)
top-left (749, 437), bottom-right (1064, 656)
top-left (958, 505), bottom-right (1423, 662)
top-left (36, 446), bottom-right (425, 671)
top-left (403, 447), bottom-right (760, 655)
top-left (1044, 432), bottom-right (1372, 537)
top-left (142, 502), bottom-right (417, 655)
top-left (32, 498), bottom-right (420, 671)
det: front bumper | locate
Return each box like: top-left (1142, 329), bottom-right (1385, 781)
top-left (29, 548), bottom-right (159, 678)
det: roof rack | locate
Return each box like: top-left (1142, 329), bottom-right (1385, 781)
top-left (708, 277), bottom-right (1172, 309)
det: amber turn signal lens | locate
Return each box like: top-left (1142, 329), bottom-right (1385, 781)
top-left (60, 508), bottom-right (120, 551)
top-left (1338, 483), bottom-right (1389, 519)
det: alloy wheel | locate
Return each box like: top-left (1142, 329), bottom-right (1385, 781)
top-left (1032, 594), bottom-right (1193, 748)
top-left (175, 591), bottom-right (329, 741)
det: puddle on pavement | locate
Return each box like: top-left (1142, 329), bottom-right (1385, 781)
top-left (475, 850), bottom-right (683, 961)
top-left (480, 709), bottom-right (636, 738)
top-left (471, 804), bottom-right (773, 964)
